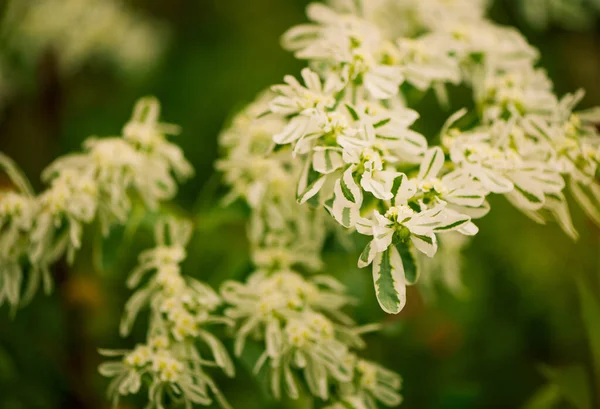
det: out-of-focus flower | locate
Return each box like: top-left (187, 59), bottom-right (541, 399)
top-left (101, 217), bottom-right (234, 409)
top-left (0, 97), bottom-right (192, 310)
top-left (1, 0), bottom-right (167, 76)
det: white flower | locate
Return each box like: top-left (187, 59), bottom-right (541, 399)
top-left (3, 0), bottom-right (167, 75)
top-left (218, 0), bottom-right (600, 323)
top-left (221, 270), bottom-right (379, 401)
top-left (448, 137), bottom-right (515, 194)
top-left (355, 359), bottom-right (403, 407)
top-left (395, 34), bottom-right (461, 91)
top-left (414, 147), bottom-right (488, 227)
top-left (271, 68), bottom-right (338, 117)
top-left (102, 217), bottom-right (234, 409)
top-left (32, 169), bottom-right (98, 264)
top-left (282, 3), bottom-right (404, 99)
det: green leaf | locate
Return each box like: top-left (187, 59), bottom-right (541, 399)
top-left (340, 170), bottom-right (357, 203)
top-left (395, 241), bottom-right (418, 285)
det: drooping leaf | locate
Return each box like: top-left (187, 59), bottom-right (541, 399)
top-left (372, 247), bottom-right (406, 314)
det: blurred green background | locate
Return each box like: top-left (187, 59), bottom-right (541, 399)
top-left (1, 1), bottom-right (600, 408)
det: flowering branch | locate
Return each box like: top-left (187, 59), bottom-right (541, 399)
top-left (0, 97), bottom-right (192, 311)
top-left (100, 217), bottom-right (234, 409)
top-left (220, 0), bottom-right (600, 317)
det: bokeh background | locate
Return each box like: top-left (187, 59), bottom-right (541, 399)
top-left (1, 1), bottom-right (600, 408)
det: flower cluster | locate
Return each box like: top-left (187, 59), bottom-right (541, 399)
top-left (217, 93), bottom-right (329, 272)
top-left (226, 1), bottom-right (600, 315)
top-left (221, 270), bottom-right (401, 408)
top-left (1, 0), bottom-right (166, 75)
top-left (325, 358), bottom-right (403, 409)
top-left (100, 217), bottom-right (234, 409)
top-left (218, 64), bottom-right (403, 407)
top-left (0, 97), bottom-right (192, 310)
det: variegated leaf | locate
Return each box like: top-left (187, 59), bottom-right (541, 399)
top-left (372, 247), bottom-right (406, 314)
top-left (418, 147), bottom-right (445, 181)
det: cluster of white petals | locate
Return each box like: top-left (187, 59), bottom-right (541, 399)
top-left (100, 218), bottom-right (234, 409)
top-left (218, 0), bottom-right (600, 318)
top-left (2, 1), bottom-right (599, 409)
top-left (215, 0), bottom-right (600, 406)
top-left (1, 0), bottom-right (166, 75)
top-left (0, 97), bottom-right (192, 311)
top-left (220, 270), bottom-right (402, 408)
top-left (218, 78), bottom-right (403, 406)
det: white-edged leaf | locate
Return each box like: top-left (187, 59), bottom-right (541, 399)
top-left (477, 168), bottom-right (514, 193)
top-left (447, 188), bottom-right (487, 207)
top-left (410, 232), bottom-right (437, 257)
top-left (313, 148), bottom-right (344, 174)
top-left (571, 178), bottom-right (600, 226)
top-left (418, 147), bottom-right (445, 181)
top-left (392, 173), bottom-right (416, 205)
top-left (283, 363), bottom-right (299, 399)
top-left (340, 166), bottom-right (362, 204)
top-left (297, 159), bottom-right (327, 205)
top-left (198, 330), bottom-right (235, 377)
top-left (358, 240), bottom-right (377, 268)
top-left (546, 193), bottom-right (578, 241)
top-left (372, 247), bottom-right (406, 314)
top-left (265, 319), bottom-right (282, 359)
top-left (274, 115), bottom-right (311, 145)
top-left (433, 211), bottom-right (471, 233)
